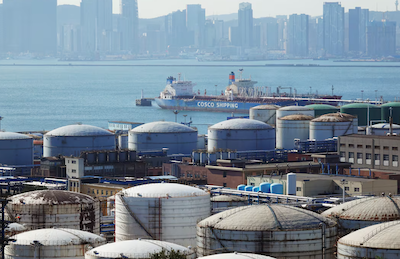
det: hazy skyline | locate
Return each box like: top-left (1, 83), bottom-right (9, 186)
top-left (55, 0), bottom-right (398, 18)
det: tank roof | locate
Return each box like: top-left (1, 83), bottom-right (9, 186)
top-left (322, 196), bottom-right (400, 222)
top-left (341, 103), bottom-right (379, 108)
top-left (46, 124), bottom-right (113, 137)
top-left (322, 112), bottom-right (356, 119)
top-left (0, 132), bottom-right (31, 140)
top-left (198, 204), bottom-right (336, 231)
top-left (305, 104), bottom-right (339, 110)
top-left (122, 183), bottom-right (208, 198)
top-left (250, 105), bottom-right (280, 110)
top-left (131, 121), bottom-right (196, 133)
top-left (10, 228), bottom-right (105, 246)
top-left (339, 220), bottom-right (400, 249)
top-left (86, 239), bottom-right (193, 258)
top-left (311, 115), bottom-right (353, 122)
top-left (279, 115), bottom-right (314, 121)
top-left (210, 119), bottom-right (273, 130)
top-left (198, 253), bottom-right (276, 259)
top-left (278, 106), bottom-right (313, 111)
top-left (10, 190), bottom-right (95, 205)
top-left (381, 102), bottom-right (400, 107)
top-left (371, 123), bottom-right (400, 129)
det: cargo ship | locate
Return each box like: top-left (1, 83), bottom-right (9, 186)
top-left (154, 70), bottom-right (343, 114)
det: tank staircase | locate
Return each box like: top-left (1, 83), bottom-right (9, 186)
top-left (117, 193), bottom-right (155, 239)
top-left (148, 198), bottom-right (162, 240)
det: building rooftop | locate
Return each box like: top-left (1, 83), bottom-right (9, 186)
top-left (339, 134), bottom-right (400, 140)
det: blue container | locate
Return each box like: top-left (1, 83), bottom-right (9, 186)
top-left (270, 183), bottom-right (284, 194)
top-left (252, 186), bottom-right (260, 192)
top-left (245, 186), bottom-right (254, 192)
top-left (237, 184), bottom-right (246, 191)
top-left (260, 182), bottom-right (271, 193)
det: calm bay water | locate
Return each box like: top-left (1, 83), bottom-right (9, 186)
top-left (0, 59), bottom-right (399, 134)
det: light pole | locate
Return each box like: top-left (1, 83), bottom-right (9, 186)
top-left (341, 179), bottom-right (346, 204)
top-left (361, 90), bottom-right (364, 101)
top-left (375, 90), bottom-right (378, 101)
top-left (215, 85), bottom-right (218, 96)
top-left (173, 110), bottom-right (179, 123)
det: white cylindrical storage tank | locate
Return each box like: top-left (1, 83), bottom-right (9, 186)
top-left (322, 196), bottom-right (400, 234)
top-left (118, 134), bottom-right (129, 150)
top-left (43, 124), bottom-right (115, 157)
top-left (0, 132), bottom-right (33, 166)
top-left (211, 195), bottom-right (248, 214)
top-left (198, 253), bottom-right (277, 259)
top-left (337, 220), bottom-right (400, 259)
top-left (85, 239), bottom-right (196, 259)
top-left (7, 190), bottom-right (100, 234)
top-left (310, 114), bottom-right (357, 141)
top-left (276, 106), bottom-right (315, 119)
top-left (129, 121), bottom-right (198, 155)
top-left (286, 173), bottom-right (296, 195)
top-left (5, 228), bottom-right (106, 259)
top-left (115, 183), bottom-right (210, 247)
top-left (370, 123), bottom-right (400, 136)
top-left (276, 115), bottom-right (314, 150)
top-left (250, 105), bottom-right (280, 126)
top-left (207, 119), bottom-right (275, 153)
top-left (197, 204), bottom-right (337, 258)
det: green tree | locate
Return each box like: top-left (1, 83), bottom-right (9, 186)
top-left (149, 249), bottom-right (187, 259)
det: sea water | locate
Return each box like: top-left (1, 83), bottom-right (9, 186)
top-left (0, 59), bottom-right (399, 134)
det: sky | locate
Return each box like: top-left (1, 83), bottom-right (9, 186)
top-left (57, 0), bottom-right (398, 18)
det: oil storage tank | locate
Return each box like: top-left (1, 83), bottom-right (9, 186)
top-left (322, 196), bottom-right (400, 234)
top-left (276, 106), bottom-right (314, 119)
top-left (249, 105), bottom-right (280, 126)
top-left (7, 190), bottom-right (100, 234)
top-left (276, 115), bottom-right (314, 149)
top-left (129, 121), bottom-right (197, 154)
top-left (85, 239), bottom-right (196, 259)
top-left (43, 124), bottom-right (115, 157)
top-left (207, 119), bottom-right (275, 152)
top-left (5, 228), bottom-right (106, 259)
top-left (197, 204), bottom-right (337, 258)
top-left (310, 113), bottom-right (357, 141)
top-left (369, 123), bottom-right (400, 135)
top-left (198, 253), bottom-right (277, 259)
top-left (211, 195), bottom-right (248, 214)
top-left (115, 183), bottom-right (210, 247)
top-left (381, 102), bottom-right (400, 125)
top-left (337, 220), bottom-right (400, 259)
top-left (0, 132), bottom-right (33, 166)
top-left (305, 104), bottom-right (340, 117)
top-left (340, 103), bottom-right (381, 126)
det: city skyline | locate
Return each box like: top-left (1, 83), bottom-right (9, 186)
top-left (55, 0), bottom-right (398, 18)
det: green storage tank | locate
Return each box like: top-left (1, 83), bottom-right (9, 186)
top-left (340, 103), bottom-right (381, 126)
top-left (381, 102), bottom-right (400, 125)
top-left (305, 104), bottom-right (340, 117)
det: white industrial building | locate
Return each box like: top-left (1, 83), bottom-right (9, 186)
top-left (43, 124), bottom-right (115, 157)
top-left (129, 121), bottom-right (198, 154)
top-left (115, 183), bottom-right (210, 247)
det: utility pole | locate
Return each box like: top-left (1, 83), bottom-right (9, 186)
top-left (396, 0), bottom-right (399, 11)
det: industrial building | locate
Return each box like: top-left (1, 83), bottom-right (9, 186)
top-left (115, 183), bottom-right (210, 247)
top-left (129, 121), bottom-right (198, 154)
top-left (197, 204), bottom-right (337, 258)
top-left (337, 220), bottom-right (400, 259)
top-left (248, 173), bottom-right (397, 197)
top-left (5, 228), bottom-right (106, 259)
top-left (323, 196), bottom-right (400, 233)
top-left (43, 124), bottom-right (116, 157)
top-left (338, 134), bottom-right (400, 171)
top-left (85, 239), bottom-right (196, 259)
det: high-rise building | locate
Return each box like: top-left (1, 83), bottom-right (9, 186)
top-left (323, 2), bottom-right (345, 56)
top-left (165, 10), bottom-right (188, 50)
top-left (229, 26), bottom-right (240, 46)
top-left (238, 2), bottom-right (253, 49)
top-left (121, 0), bottom-right (139, 53)
top-left (0, 5), bottom-right (3, 53)
top-left (276, 15), bottom-right (288, 50)
top-left (3, 0), bottom-right (57, 54)
top-left (186, 4), bottom-right (205, 48)
top-left (266, 21), bottom-right (279, 50)
top-left (80, 0), bottom-right (113, 54)
top-left (367, 21), bottom-right (396, 57)
top-left (287, 14), bottom-right (309, 57)
top-left (214, 20), bottom-right (225, 45)
top-left (349, 7), bottom-right (369, 54)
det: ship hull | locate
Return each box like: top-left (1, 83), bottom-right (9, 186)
top-left (155, 97), bottom-right (341, 114)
